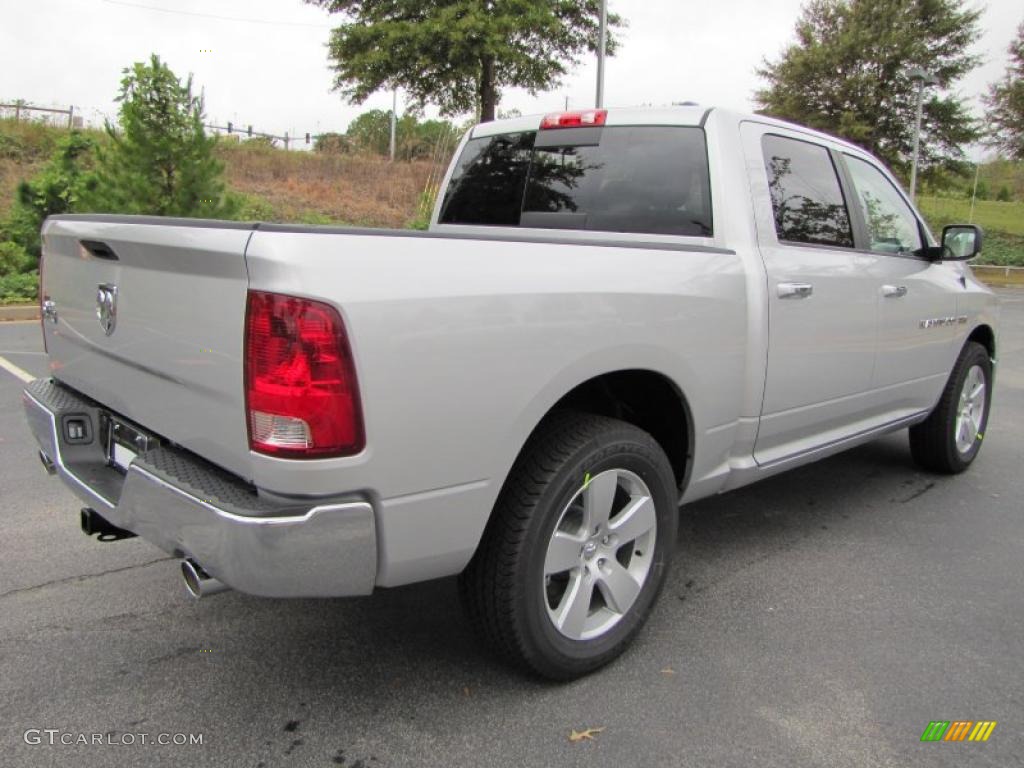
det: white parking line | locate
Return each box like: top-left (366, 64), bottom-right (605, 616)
top-left (0, 355), bottom-right (35, 383)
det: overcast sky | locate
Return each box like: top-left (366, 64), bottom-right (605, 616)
top-left (2, 0), bottom-right (1019, 153)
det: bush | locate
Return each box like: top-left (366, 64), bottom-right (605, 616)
top-left (5, 131), bottom-right (99, 261)
top-left (407, 187), bottom-right (437, 230)
top-left (233, 192), bottom-right (275, 221)
top-left (0, 270), bottom-right (38, 303)
top-left (978, 231), bottom-right (1024, 266)
top-left (0, 240), bottom-right (32, 274)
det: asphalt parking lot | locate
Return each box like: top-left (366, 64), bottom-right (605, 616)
top-left (1, 289), bottom-right (1022, 768)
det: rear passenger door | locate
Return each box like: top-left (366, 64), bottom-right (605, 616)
top-left (742, 124), bottom-right (881, 465)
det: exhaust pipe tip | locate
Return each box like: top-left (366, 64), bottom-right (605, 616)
top-left (180, 559), bottom-right (229, 599)
top-left (39, 450), bottom-right (56, 475)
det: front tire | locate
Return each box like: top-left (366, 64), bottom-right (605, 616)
top-left (909, 341), bottom-right (992, 474)
top-left (459, 411), bottom-right (678, 680)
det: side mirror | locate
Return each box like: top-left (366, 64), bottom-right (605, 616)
top-left (940, 224), bottom-right (983, 261)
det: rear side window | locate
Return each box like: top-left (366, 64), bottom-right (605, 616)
top-left (439, 126), bottom-right (713, 237)
top-left (439, 132), bottom-right (535, 226)
top-left (762, 134), bottom-right (853, 248)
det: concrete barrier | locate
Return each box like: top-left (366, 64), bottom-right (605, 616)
top-left (0, 304), bottom-right (39, 322)
top-left (971, 265), bottom-right (1024, 287)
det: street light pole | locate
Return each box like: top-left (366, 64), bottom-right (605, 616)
top-left (907, 68), bottom-right (938, 201)
top-left (595, 0), bottom-right (607, 108)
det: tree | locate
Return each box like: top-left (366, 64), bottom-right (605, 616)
top-left (313, 131), bottom-right (352, 154)
top-left (87, 54), bottom-right (237, 217)
top-left (305, 1), bottom-right (621, 122)
top-left (345, 108), bottom-right (400, 155)
top-left (4, 131), bottom-right (99, 265)
top-left (984, 21), bottom-right (1024, 160)
top-left (343, 108), bottom-right (460, 160)
top-left (756, 0), bottom-right (982, 175)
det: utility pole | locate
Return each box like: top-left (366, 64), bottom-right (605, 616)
top-left (907, 68), bottom-right (938, 201)
top-left (389, 89), bottom-right (397, 162)
top-left (968, 163), bottom-right (981, 224)
top-left (595, 0), bottom-right (607, 108)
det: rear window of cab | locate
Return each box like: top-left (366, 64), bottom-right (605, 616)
top-left (439, 125), bottom-right (713, 237)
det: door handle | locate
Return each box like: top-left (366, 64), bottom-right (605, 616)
top-left (777, 282), bottom-right (813, 299)
top-left (882, 284), bottom-right (908, 298)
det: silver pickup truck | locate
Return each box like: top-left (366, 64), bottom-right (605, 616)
top-left (23, 106), bottom-right (998, 679)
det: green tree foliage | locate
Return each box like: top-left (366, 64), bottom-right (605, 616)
top-left (306, 0), bottom-right (621, 122)
top-left (2, 131), bottom-right (99, 267)
top-left (87, 54), bottom-right (237, 217)
top-left (756, 0), bottom-right (982, 175)
top-left (984, 21), bottom-right (1024, 160)
top-left (345, 109), bottom-right (460, 160)
top-left (313, 131), bottom-right (351, 154)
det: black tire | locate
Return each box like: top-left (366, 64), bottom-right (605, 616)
top-left (459, 410), bottom-right (678, 680)
top-left (909, 341), bottom-right (992, 474)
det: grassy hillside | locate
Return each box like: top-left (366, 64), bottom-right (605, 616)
top-left (0, 119), bottom-right (72, 219)
top-left (0, 118), bottom-right (438, 230)
top-left (218, 141), bottom-right (434, 229)
top-left (917, 196), bottom-right (1024, 266)
top-left (917, 196), bottom-right (1024, 236)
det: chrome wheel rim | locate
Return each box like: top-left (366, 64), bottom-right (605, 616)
top-left (955, 364), bottom-right (986, 454)
top-left (542, 469), bottom-right (657, 641)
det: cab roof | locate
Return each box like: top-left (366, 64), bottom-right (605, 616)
top-left (469, 105), bottom-right (865, 156)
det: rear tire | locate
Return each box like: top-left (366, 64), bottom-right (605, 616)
top-left (909, 341), bottom-right (992, 474)
top-left (459, 411), bottom-right (678, 680)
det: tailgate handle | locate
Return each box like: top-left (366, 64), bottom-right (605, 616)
top-left (80, 240), bottom-right (119, 261)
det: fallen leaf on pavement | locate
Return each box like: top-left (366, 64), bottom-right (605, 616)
top-left (569, 727), bottom-right (604, 743)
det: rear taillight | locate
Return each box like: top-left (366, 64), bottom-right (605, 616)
top-left (540, 109), bottom-right (607, 129)
top-left (244, 291), bottom-right (364, 458)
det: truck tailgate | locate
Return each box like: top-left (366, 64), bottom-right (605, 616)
top-left (40, 215), bottom-right (256, 480)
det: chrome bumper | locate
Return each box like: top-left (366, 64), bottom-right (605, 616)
top-left (22, 378), bottom-right (377, 597)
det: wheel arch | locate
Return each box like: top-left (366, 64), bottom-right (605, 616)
top-left (967, 324), bottom-right (996, 360)
top-left (514, 369), bottom-right (694, 493)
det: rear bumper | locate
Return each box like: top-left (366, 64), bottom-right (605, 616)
top-left (22, 378), bottom-right (377, 597)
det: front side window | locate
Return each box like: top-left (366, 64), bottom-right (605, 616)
top-left (439, 126), bottom-right (713, 237)
top-left (762, 134), bottom-right (854, 248)
top-left (843, 155), bottom-right (923, 254)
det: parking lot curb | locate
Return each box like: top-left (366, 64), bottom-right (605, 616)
top-left (0, 304), bottom-right (38, 322)
top-left (973, 265), bottom-right (1024, 287)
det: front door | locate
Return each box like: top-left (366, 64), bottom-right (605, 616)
top-left (839, 152), bottom-right (961, 414)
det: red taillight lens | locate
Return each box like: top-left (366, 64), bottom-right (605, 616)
top-left (244, 291), bottom-right (364, 458)
top-left (540, 109), bottom-right (607, 129)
